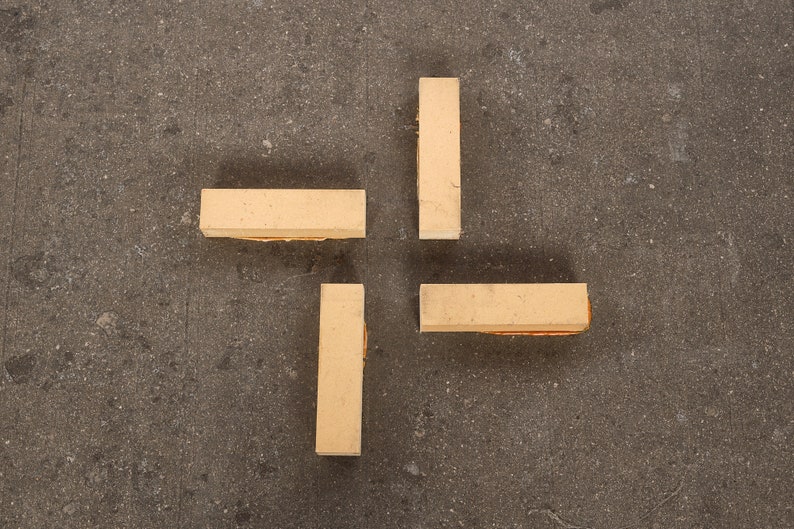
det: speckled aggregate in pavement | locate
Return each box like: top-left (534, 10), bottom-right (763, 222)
top-left (0, 2), bottom-right (792, 528)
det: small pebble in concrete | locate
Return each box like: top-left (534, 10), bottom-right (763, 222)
top-left (95, 311), bottom-right (119, 336)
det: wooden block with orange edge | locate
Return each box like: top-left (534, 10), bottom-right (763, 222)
top-left (419, 283), bottom-right (591, 334)
top-left (418, 77), bottom-right (461, 240)
top-left (199, 189), bottom-right (366, 240)
top-left (316, 284), bottom-right (366, 456)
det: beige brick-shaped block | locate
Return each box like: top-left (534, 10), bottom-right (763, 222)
top-left (418, 77), bottom-right (461, 240)
top-left (316, 284), bottom-right (366, 456)
top-left (420, 283), bottom-right (591, 334)
top-left (199, 189), bottom-right (366, 240)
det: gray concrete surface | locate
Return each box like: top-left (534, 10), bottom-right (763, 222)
top-left (1, 1), bottom-right (792, 528)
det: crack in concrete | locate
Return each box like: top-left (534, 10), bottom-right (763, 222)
top-left (1, 76), bottom-right (26, 365)
top-left (527, 464), bottom-right (692, 529)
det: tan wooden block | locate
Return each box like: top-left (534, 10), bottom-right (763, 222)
top-left (420, 283), bottom-right (591, 334)
top-left (316, 284), bottom-right (366, 456)
top-left (199, 189), bottom-right (366, 240)
top-left (418, 77), bottom-right (461, 240)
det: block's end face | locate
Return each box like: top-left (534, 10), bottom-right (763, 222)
top-left (419, 228), bottom-right (461, 240)
top-left (419, 76), bottom-right (460, 86)
top-left (315, 431), bottom-right (362, 458)
top-left (315, 449), bottom-right (362, 457)
top-left (198, 188), bottom-right (211, 235)
top-left (419, 203), bottom-right (461, 240)
top-left (579, 296), bottom-right (593, 334)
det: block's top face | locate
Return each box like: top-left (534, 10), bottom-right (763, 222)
top-left (418, 77), bottom-right (461, 240)
top-left (316, 283), bottom-right (365, 456)
top-left (199, 189), bottom-right (366, 239)
top-left (419, 283), bottom-right (590, 333)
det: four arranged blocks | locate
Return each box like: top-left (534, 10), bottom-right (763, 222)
top-left (198, 77), bottom-right (591, 456)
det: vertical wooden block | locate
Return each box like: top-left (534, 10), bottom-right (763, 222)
top-left (420, 283), bottom-right (591, 334)
top-left (316, 284), bottom-right (366, 456)
top-left (418, 77), bottom-right (461, 240)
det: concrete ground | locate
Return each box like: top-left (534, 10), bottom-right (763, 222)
top-left (1, 1), bottom-right (792, 528)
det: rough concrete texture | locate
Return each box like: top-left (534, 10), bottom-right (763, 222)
top-left (1, 1), bottom-right (792, 528)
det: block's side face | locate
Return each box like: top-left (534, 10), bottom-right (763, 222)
top-left (199, 188), bottom-right (224, 234)
top-left (418, 228), bottom-right (461, 240)
top-left (316, 284), bottom-right (365, 456)
top-left (420, 283), bottom-right (590, 333)
top-left (418, 78), bottom-right (461, 240)
top-left (199, 189), bottom-right (366, 239)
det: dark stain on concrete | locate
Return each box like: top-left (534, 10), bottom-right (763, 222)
top-left (590, 0), bottom-right (629, 14)
top-left (0, 91), bottom-right (13, 117)
top-left (4, 353), bottom-right (36, 383)
top-left (163, 122), bottom-right (182, 135)
top-left (216, 354), bottom-right (232, 371)
top-left (234, 508), bottom-right (252, 525)
top-left (11, 253), bottom-right (53, 288)
top-left (0, 7), bottom-right (34, 45)
top-left (329, 251), bottom-right (359, 283)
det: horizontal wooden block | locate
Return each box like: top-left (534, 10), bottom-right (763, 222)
top-left (199, 189), bottom-right (366, 240)
top-left (420, 283), bottom-right (591, 334)
top-left (418, 77), bottom-right (461, 240)
top-left (316, 284), bottom-right (366, 456)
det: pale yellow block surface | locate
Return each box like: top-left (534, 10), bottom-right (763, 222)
top-left (418, 77), bottom-right (461, 240)
top-left (199, 189), bottom-right (366, 239)
top-left (420, 283), bottom-right (590, 333)
top-left (316, 284), bottom-right (365, 456)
